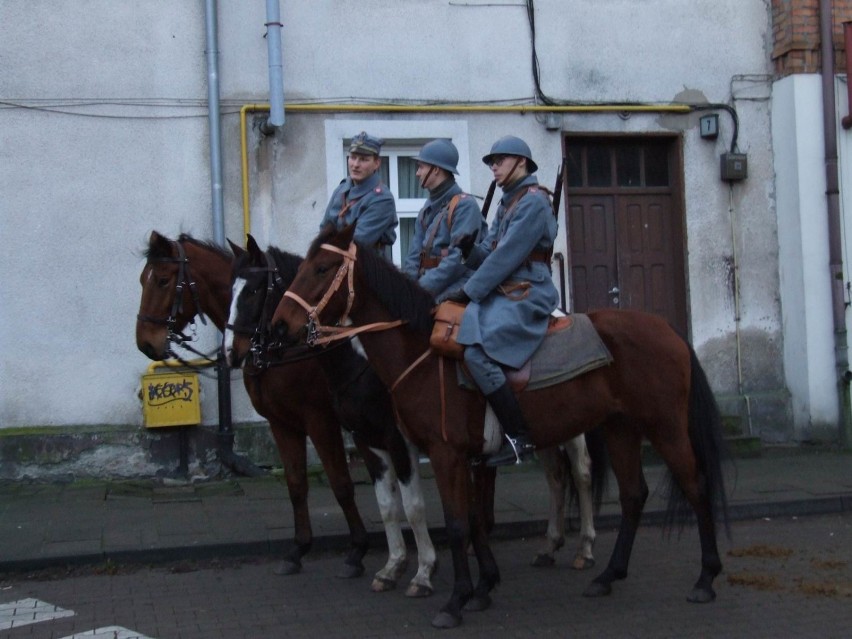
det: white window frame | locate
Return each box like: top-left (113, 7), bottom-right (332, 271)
top-left (324, 120), bottom-right (472, 265)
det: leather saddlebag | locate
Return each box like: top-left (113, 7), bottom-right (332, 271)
top-left (430, 301), bottom-right (467, 359)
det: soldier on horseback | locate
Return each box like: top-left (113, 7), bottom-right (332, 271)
top-left (446, 135), bottom-right (558, 467)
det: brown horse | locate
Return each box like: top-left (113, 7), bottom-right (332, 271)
top-left (135, 231), bottom-right (436, 593)
top-left (271, 224), bottom-right (730, 629)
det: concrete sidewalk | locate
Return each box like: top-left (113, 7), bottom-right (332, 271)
top-left (0, 446), bottom-right (850, 573)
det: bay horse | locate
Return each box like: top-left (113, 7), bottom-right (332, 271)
top-left (223, 234), bottom-right (437, 596)
top-left (135, 231), bottom-right (436, 595)
top-left (271, 223), bottom-right (730, 629)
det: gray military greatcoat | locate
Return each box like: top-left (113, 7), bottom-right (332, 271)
top-left (402, 180), bottom-right (486, 302)
top-left (320, 171), bottom-right (398, 256)
top-left (457, 174), bottom-right (558, 368)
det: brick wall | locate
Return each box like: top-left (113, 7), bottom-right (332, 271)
top-left (773, 0), bottom-right (852, 75)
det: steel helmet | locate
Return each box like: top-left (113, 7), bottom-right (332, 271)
top-left (482, 135), bottom-right (538, 173)
top-left (413, 139), bottom-right (459, 175)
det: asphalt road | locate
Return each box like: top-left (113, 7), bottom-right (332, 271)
top-left (1, 512), bottom-right (850, 638)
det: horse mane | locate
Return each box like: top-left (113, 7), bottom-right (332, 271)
top-left (266, 245), bottom-right (303, 288)
top-left (177, 233), bottom-right (233, 262)
top-left (356, 241), bottom-right (436, 335)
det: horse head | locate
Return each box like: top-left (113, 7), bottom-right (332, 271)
top-left (136, 231), bottom-right (197, 359)
top-left (135, 230), bottom-right (231, 360)
top-left (225, 234), bottom-right (268, 367)
top-left (271, 223), bottom-right (358, 347)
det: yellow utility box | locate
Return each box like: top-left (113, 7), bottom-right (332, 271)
top-left (141, 371), bottom-right (201, 428)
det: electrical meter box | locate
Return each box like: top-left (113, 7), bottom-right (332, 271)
top-left (141, 371), bottom-right (201, 428)
top-left (720, 153), bottom-right (748, 181)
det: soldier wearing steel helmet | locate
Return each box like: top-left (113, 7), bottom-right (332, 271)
top-left (446, 135), bottom-right (558, 467)
top-left (402, 139), bottom-right (487, 301)
top-left (320, 131), bottom-right (398, 260)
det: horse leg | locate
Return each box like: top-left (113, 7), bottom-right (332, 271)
top-left (366, 449), bottom-right (409, 593)
top-left (268, 423), bottom-right (312, 576)
top-left (464, 462), bottom-right (501, 613)
top-left (564, 435), bottom-right (597, 570)
top-left (532, 446), bottom-right (567, 567)
top-left (584, 427), bottom-right (647, 598)
top-left (397, 442), bottom-right (438, 598)
top-left (429, 449), bottom-right (477, 629)
top-left (652, 436), bottom-right (723, 603)
top-left (312, 423), bottom-right (369, 579)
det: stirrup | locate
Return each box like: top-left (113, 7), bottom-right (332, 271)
top-left (486, 436), bottom-right (534, 468)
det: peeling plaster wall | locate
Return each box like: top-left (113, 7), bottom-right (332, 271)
top-left (0, 0), bottom-right (803, 477)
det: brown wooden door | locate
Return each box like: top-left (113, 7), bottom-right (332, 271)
top-left (563, 136), bottom-right (688, 336)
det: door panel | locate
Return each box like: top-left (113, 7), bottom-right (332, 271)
top-left (568, 196), bottom-right (617, 311)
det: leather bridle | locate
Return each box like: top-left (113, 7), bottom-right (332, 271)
top-left (136, 239), bottom-right (208, 355)
top-left (282, 242), bottom-right (403, 346)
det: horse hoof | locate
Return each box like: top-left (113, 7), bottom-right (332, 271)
top-left (531, 553), bottom-right (556, 568)
top-left (405, 583), bottom-right (434, 598)
top-left (464, 594), bottom-right (492, 612)
top-left (336, 563), bottom-right (365, 579)
top-left (687, 587), bottom-right (716, 604)
top-left (371, 576), bottom-right (397, 592)
top-left (431, 611), bottom-right (462, 629)
top-left (582, 581), bottom-right (612, 597)
top-left (571, 556), bottom-right (595, 571)
top-left (273, 560), bottom-right (301, 576)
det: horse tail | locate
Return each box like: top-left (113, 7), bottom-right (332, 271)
top-left (664, 343), bottom-right (731, 537)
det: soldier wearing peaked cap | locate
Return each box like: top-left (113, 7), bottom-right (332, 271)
top-left (402, 139), bottom-right (487, 301)
top-left (320, 131), bottom-right (398, 260)
top-left (445, 135), bottom-right (558, 467)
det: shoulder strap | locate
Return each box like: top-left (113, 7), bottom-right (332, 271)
top-left (445, 194), bottom-right (463, 230)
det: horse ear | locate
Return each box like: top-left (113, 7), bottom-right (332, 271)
top-left (149, 230), bottom-right (172, 255)
top-left (227, 238), bottom-right (245, 258)
top-left (246, 234), bottom-right (262, 256)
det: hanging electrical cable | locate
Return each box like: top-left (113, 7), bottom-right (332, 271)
top-left (524, 0), bottom-right (739, 151)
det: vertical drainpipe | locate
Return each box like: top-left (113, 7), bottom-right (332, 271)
top-left (261, 0), bottom-right (285, 134)
top-left (819, 0), bottom-right (852, 448)
top-left (205, 0), bottom-right (262, 474)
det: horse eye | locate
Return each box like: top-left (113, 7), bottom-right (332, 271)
top-left (157, 277), bottom-right (170, 288)
top-left (316, 265), bottom-right (330, 276)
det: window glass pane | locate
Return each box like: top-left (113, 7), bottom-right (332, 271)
top-left (616, 146), bottom-right (641, 187)
top-left (587, 145), bottom-right (611, 187)
top-left (379, 157), bottom-right (390, 186)
top-left (566, 144), bottom-right (583, 187)
top-left (398, 156), bottom-right (427, 198)
top-left (644, 145), bottom-right (669, 187)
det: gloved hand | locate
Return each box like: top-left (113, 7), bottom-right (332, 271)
top-left (452, 233), bottom-right (477, 260)
top-left (444, 288), bottom-right (470, 304)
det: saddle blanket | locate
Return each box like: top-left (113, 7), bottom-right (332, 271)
top-left (465, 313), bottom-right (613, 455)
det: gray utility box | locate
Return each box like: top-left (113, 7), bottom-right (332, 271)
top-left (721, 153), bottom-right (748, 181)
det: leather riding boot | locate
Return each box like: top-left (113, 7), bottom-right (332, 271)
top-left (485, 383), bottom-right (535, 467)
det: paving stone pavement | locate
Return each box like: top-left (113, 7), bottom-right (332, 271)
top-left (0, 446), bottom-right (850, 574)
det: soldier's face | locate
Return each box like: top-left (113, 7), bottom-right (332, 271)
top-left (490, 155), bottom-right (525, 187)
top-left (415, 162), bottom-right (442, 190)
top-left (348, 153), bottom-right (381, 183)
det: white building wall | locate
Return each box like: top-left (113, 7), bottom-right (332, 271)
top-left (1, 0), bottom-right (807, 473)
top-left (772, 75), bottom-right (839, 439)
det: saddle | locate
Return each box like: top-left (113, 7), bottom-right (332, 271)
top-left (454, 312), bottom-right (613, 393)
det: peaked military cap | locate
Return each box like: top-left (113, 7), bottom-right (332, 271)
top-left (349, 131), bottom-right (384, 156)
